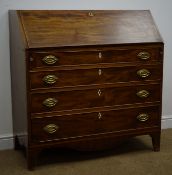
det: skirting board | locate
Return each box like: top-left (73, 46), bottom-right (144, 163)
top-left (0, 116), bottom-right (172, 150)
top-left (0, 134), bottom-right (14, 150)
top-left (161, 115), bottom-right (172, 130)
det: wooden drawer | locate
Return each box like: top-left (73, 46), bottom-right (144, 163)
top-left (29, 48), bottom-right (160, 69)
top-left (30, 65), bottom-right (161, 89)
top-left (30, 84), bottom-right (160, 113)
top-left (31, 105), bottom-right (160, 143)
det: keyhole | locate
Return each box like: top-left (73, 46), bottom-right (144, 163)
top-left (99, 52), bottom-right (102, 59)
top-left (88, 12), bottom-right (94, 17)
top-left (98, 69), bottom-right (102, 76)
top-left (98, 112), bottom-right (102, 120)
top-left (98, 89), bottom-right (101, 96)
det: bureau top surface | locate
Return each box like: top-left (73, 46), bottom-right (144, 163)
top-left (17, 10), bottom-right (163, 48)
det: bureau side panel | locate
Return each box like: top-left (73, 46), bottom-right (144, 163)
top-left (159, 44), bottom-right (164, 128)
top-left (9, 11), bottom-right (28, 148)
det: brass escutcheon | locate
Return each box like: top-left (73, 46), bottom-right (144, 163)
top-left (98, 112), bottom-right (102, 120)
top-left (98, 89), bottom-right (102, 96)
top-left (98, 69), bottom-right (102, 76)
top-left (88, 12), bottom-right (94, 17)
top-left (43, 75), bottom-right (58, 85)
top-left (43, 124), bottom-right (59, 134)
top-left (137, 113), bottom-right (149, 122)
top-left (42, 55), bottom-right (58, 65)
top-left (98, 52), bottom-right (102, 59)
top-left (43, 98), bottom-right (58, 108)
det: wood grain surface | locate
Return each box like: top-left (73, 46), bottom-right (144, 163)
top-left (19, 10), bottom-right (163, 48)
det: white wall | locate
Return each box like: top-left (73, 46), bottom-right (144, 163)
top-left (0, 0), bottom-right (172, 149)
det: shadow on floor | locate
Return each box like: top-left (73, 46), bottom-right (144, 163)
top-left (37, 137), bottom-right (153, 167)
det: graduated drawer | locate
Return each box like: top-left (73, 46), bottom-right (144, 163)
top-left (29, 48), bottom-right (161, 69)
top-left (30, 84), bottom-right (161, 113)
top-left (31, 105), bottom-right (160, 143)
top-left (30, 65), bottom-right (161, 89)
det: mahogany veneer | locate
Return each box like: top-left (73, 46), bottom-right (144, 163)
top-left (9, 10), bottom-right (164, 170)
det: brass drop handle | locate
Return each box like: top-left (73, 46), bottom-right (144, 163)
top-left (137, 51), bottom-right (150, 60)
top-left (42, 55), bottom-right (58, 65)
top-left (137, 69), bottom-right (150, 78)
top-left (137, 113), bottom-right (149, 122)
top-left (136, 90), bottom-right (150, 98)
top-left (43, 75), bottom-right (58, 85)
top-left (98, 112), bottom-right (103, 120)
top-left (43, 98), bottom-right (58, 108)
top-left (43, 124), bottom-right (59, 134)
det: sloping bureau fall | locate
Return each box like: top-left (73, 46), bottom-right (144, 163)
top-left (9, 10), bottom-right (164, 170)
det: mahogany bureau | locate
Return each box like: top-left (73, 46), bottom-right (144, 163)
top-left (9, 10), bottom-right (164, 169)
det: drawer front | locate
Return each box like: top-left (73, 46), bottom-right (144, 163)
top-left (31, 105), bottom-right (160, 143)
top-left (30, 84), bottom-right (161, 113)
top-left (29, 48), bottom-right (160, 69)
top-left (30, 65), bottom-right (161, 89)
